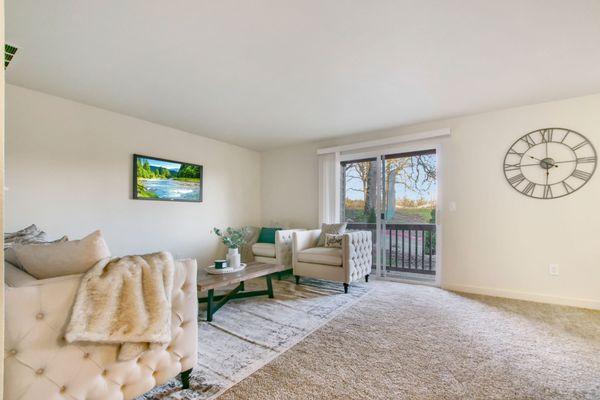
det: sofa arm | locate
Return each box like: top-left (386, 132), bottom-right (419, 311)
top-left (343, 231), bottom-right (373, 283)
top-left (275, 229), bottom-right (304, 267)
top-left (293, 230), bottom-right (321, 252)
top-left (240, 226), bottom-right (260, 263)
top-left (292, 230), bottom-right (321, 265)
top-left (169, 258), bottom-right (198, 375)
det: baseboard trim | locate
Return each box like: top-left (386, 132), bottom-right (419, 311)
top-left (442, 283), bottom-right (600, 310)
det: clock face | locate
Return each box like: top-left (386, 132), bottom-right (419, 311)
top-left (504, 128), bottom-right (597, 199)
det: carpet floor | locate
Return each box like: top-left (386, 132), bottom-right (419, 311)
top-left (140, 276), bottom-right (369, 399)
top-left (220, 280), bottom-right (600, 400)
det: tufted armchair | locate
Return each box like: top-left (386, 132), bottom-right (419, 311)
top-left (292, 230), bottom-right (372, 293)
top-left (242, 228), bottom-right (304, 269)
top-left (4, 259), bottom-right (198, 400)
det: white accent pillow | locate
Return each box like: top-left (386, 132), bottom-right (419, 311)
top-left (317, 223), bottom-right (347, 247)
top-left (13, 230), bottom-right (111, 279)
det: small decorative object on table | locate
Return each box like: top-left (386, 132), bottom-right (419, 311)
top-left (213, 227), bottom-right (248, 269)
top-left (205, 262), bottom-right (247, 275)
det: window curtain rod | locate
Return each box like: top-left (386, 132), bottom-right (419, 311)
top-left (316, 128), bottom-right (451, 155)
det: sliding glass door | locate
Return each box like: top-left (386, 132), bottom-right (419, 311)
top-left (340, 148), bottom-right (438, 283)
top-left (381, 150), bottom-right (437, 282)
top-left (340, 157), bottom-right (379, 275)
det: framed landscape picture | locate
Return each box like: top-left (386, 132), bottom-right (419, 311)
top-left (133, 154), bottom-right (203, 202)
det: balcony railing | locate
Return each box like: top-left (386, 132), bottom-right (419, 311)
top-left (347, 223), bottom-right (436, 275)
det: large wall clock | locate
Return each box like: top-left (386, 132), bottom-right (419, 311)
top-left (503, 128), bottom-right (597, 199)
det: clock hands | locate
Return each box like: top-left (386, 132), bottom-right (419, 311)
top-left (520, 162), bottom-right (547, 167)
top-left (528, 155), bottom-right (559, 168)
top-left (552, 159), bottom-right (577, 164)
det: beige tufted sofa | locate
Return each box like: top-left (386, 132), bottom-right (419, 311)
top-left (292, 229), bottom-right (372, 293)
top-left (4, 259), bottom-right (198, 400)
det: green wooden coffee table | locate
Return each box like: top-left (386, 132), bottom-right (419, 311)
top-left (197, 261), bottom-right (286, 322)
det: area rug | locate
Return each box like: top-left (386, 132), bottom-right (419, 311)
top-left (138, 276), bottom-right (369, 399)
top-left (219, 280), bottom-right (600, 400)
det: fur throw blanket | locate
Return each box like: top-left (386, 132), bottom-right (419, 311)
top-left (65, 251), bottom-right (175, 360)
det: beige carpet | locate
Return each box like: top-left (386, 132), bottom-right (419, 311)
top-left (220, 280), bottom-right (600, 400)
top-left (140, 277), bottom-right (369, 399)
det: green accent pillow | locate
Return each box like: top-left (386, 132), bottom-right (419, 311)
top-left (257, 227), bottom-right (282, 244)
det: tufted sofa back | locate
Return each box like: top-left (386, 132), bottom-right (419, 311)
top-left (4, 259), bottom-right (198, 400)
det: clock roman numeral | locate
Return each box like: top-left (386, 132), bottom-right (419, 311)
top-left (520, 134), bottom-right (537, 148)
top-left (572, 141), bottom-right (589, 151)
top-left (560, 130), bottom-right (570, 143)
top-left (572, 169), bottom-right (591, 181)
top-left (543, 185), bottom-right (553, 199)
top-left (563, 181), bottom-right (574, 194)
top-left (576, 156), bottom-right (596, 164)
top-left (508, 173), bottom-right (525, 186)
top-left (521, 181), bottom-right (536, 196)
top-left (540, 129), bottom-right (553, 143)
top-left (503, 163), bottom-right (521, 172)
top-left (508, 148), bottom-right (524, 157)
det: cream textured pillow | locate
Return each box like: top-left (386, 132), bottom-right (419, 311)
top-left (317, 222), bottom-right (347, 247)
top-left (4, 224), bottom-right (68, 268)
top-left (324, 233), bottom-right (344, 248)
top-left (13, 230), bottom-right (111, 279)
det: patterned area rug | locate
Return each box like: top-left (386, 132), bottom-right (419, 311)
top-left (138, 276), bottom-right (369, 399)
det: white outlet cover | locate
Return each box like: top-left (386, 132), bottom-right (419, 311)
top-left (549, 264), bottom-right (559, 275)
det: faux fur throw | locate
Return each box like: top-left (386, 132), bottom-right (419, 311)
top-left (65, 251), bottom-right (175, 360)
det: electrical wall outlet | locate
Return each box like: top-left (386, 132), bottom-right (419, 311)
top-left (548, 264), bottom-right (559, 276)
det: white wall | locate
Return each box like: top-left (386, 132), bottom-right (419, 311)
top-left (5, 84), bottom-right (261, 267)
top-left (261, 94), bottom-right (600, 309)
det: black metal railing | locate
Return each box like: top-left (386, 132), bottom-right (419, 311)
top-left (347, 223), bottom-right (436, 275)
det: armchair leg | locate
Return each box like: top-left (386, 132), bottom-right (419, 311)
top-left (181, 368), bottom-right (192, 389)
top-left (365, 274), bottom-right (369, 282)
top-left (343, 283), bottom-right (349, 294)
top-left (295, 275), bottom-right (300, 285)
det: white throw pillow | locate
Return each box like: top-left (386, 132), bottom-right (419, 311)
top-left (13, 230), bottom-right (111, 279)
top-left (317, 222), bottom-right (347, 247)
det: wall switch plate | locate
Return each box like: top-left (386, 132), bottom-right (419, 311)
top-left (448, 202), bottom-right (457, 212)
top-left (549, 264), bottom-right (559, 276)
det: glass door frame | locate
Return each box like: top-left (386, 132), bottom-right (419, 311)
top-left (339, 142), bottom-right (442, 287)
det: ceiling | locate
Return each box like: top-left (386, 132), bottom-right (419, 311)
top-left (6, 1), bottom-right (600, 151)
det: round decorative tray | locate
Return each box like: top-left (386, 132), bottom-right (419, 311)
top-left (205, 263), bottom-right (247, 275)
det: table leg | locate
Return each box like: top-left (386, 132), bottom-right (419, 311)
top-left (266, 274), bottom-right (274, 298)
top-left (207, 289), bottom-right (214, 322)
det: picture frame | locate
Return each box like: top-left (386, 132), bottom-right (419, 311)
top-left (132, 154), bottom-right (203, 202)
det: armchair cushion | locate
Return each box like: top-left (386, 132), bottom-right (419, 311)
top-left (252, 242), bottom-right (276, 258)
top-left (297, 247), bottom-right (342, 266)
